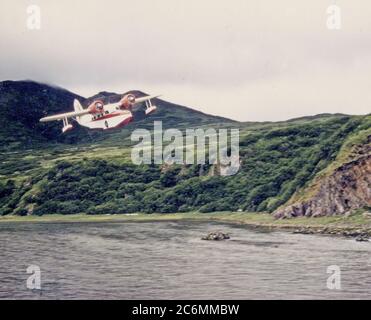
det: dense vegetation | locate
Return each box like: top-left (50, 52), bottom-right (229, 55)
top-left (2, 95), bottom-right (369, 215)
top-left (0, 81), bottom-right (369, 216)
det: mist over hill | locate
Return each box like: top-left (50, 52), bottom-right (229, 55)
top-left (0, 80), bottom-right (369, 217)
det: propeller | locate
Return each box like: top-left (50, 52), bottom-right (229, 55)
top-left (88, 100), bottom-right (105, 114)
top-left (119, 94), bottom-right (136, 109)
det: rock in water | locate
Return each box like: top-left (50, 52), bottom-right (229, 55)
top-left (355, 235), bottom-right (369, 242)
top-left (201, 231), bottom-right (230, 241)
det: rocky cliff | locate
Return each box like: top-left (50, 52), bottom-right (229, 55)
top-left (274, 134), bottom-right (371, 218)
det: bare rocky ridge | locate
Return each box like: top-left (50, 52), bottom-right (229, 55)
top-left (274, 136), bottom-right (371, 218)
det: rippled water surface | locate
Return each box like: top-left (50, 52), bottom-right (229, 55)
top-left (1, 220), bottom-right (371, 299)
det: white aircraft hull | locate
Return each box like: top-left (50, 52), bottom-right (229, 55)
top-left (39, 94), bottom-right (159, 133)
top-left (78, 110), bottom-right (133, 130)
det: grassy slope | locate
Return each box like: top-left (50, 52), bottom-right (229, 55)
top-left (0, 80), bottom-right (369, 218)
top-left (1, 114), bottom-right (369, 217)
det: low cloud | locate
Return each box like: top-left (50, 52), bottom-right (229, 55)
top-left (0, 0), bottom-right (370, 121)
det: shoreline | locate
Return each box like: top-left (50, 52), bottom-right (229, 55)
top-left (1, 212), bottom-right (371, 238)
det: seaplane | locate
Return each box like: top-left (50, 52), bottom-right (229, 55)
top-left (39, 93), bottom-right (159, 133)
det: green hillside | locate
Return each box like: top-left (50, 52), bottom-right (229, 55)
top-left (0, 81), bottom-right (235, 150)
top-left (0, 80), bottom-right (369, 216)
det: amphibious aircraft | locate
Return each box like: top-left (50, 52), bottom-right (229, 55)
top-left (39, 93), bottom-right (159, 133)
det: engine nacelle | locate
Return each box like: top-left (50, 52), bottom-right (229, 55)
top-left (119, 94), bottom-right (136, 110)
top-left (88, 100), bottom-right (105, 114)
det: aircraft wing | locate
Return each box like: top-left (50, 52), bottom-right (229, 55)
top-left (39, 109), bottom-right (89, 122)
top-left (134, 95), bottom-right (161, 104)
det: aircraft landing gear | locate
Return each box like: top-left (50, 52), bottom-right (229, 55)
top-left (62, 117), bottom-right (73, 133)
top-left (145, 99), bottom-right (157, 115)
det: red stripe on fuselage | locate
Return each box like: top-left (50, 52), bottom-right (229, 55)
top-left (114, 115), bottom-right (133, 129)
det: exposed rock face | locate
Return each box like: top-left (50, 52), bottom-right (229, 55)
top-left (274, 140), bottom-right (371, 218)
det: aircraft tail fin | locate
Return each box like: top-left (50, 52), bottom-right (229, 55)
top-left (73, 99), bottom-right (87, 125)
top-left (74, 99), bottom-right (83, 112)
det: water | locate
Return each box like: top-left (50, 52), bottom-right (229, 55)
top-left (0, 220), bottom-right (370, 299)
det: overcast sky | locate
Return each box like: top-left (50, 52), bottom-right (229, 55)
top-left (1, 0), bottom-right (370, 121)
